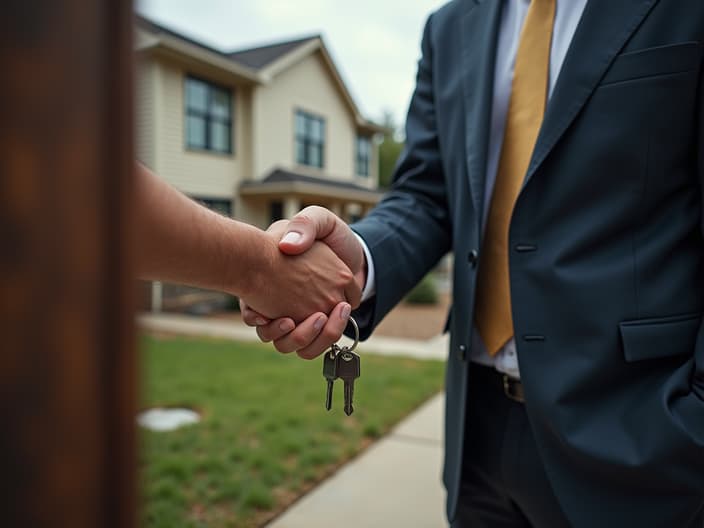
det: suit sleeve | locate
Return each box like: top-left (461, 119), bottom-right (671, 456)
top-left (348, 14), bottom-right (453, 340)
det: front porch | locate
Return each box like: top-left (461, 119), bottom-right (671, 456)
top-left (239, 168), bottom-right (384, 225)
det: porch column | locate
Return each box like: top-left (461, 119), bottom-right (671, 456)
top-left (151, 281), bottom-right (163, 313)
top-left (329, 202), bottom-right (343, 218)
top-left (283, 196), bottom-right (301, 219)
top-left (345, 202), bottom-right (363, 223)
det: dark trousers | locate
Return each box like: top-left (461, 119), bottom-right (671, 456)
top-left (451, 364), bottom-right (570, 528)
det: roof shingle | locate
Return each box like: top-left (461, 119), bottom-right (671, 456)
top-left (136, 15), bottom-right (318, 71)
top-left (228, 36), bottom-right (319, 70)
top-left (240, 169), bottom-right (383, 198)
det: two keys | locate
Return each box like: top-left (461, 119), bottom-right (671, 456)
top-left (323, 317), bottom-right (361, 416)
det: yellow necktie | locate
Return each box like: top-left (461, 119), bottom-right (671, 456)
top-left (475, 0), bottom-right (556, 355)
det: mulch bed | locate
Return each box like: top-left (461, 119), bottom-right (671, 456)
top-left (373, 293), bottom-right (451, 341)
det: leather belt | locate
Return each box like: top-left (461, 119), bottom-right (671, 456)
top-left (471, 363), bottom-right (525, 403)
top-left (502, 374), bottom-right (525, 403)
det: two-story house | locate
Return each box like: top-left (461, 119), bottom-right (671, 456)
top-left (135, 16), bottom-right (384, 228)
top-left (134, 16), bottom-right (385, 311)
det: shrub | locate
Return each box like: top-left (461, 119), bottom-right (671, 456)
top-left (223, 295), bottom-right (240, 311)
top-left (405, 274), bottom-right (438, 305)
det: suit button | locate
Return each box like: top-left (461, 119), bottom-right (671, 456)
top-left (467, 249), bottom-right (478, 268)
top-left (458, 344), bottom-right (467, 361)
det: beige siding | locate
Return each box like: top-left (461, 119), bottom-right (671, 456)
top-left (238, 197), bottom-right (270, 229)
top-left (153, 60), bottom-right (247, 200)
top-left (369, 138), bottom-right (379, 187)
top-left (135, 57), bottom-right (156, 168)
top-left (253, 52), bottom-right (359, 183)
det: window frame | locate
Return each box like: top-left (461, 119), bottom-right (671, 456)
top-left (294, 109), bottom-right (325, 169)
top-left (269, 201), bottom-right (284, 224)
top-left (193, 197), bottom-right (233, 217)
top-left (184, 75), bottom-right (234, 155)
top-left (355, 135), bottom-right (372, 177)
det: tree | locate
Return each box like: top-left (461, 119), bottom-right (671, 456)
top-left (377, 110), bottom-right (405, 189)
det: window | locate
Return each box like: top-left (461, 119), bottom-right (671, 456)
top-left (270, 201), bottom-right (283, 223)
top-left (295, 110), bottom-right (325, 168)
top-left (185, 76), bottom-right (233, 154)
top-left (195, 197), bottom-right (232, 217)
top-left (356, 135), bottom-right (372, 177)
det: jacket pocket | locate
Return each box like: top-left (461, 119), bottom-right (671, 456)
top-left (619, 313), bottom-right (702, 362)
top-left (599, 41), bottom-right (701, 86)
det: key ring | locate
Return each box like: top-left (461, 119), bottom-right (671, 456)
top-left (347, 317), bottom-right (359, 353)
top-left (328, 317), bottom-right (359, 358)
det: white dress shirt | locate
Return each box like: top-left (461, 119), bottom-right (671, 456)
top-left (359, 0), bottom-right (589, 379)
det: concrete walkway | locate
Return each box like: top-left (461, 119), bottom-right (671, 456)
top-left (267, 394), bottom-right (447, 528)
top-left (138, 312), bottom-right (449, 361)
top-left (137, 313), bottom-right (450, 527)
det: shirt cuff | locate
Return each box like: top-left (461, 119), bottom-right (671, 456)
top-left (354, 232), bottom-right (376, 302)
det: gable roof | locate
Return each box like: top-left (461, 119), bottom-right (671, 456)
top-left (134, 15), bottom-right (260, 83)
top-left (135, 15), bottom-right (384, 133)
top-left (136, 15), bottom-right (230, 60)
top-left (228, 35), bottom-right (319, 70)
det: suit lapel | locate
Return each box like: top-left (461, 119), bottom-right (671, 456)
top-left (461, 0), bottom-right (503, 225)
top-left (523, 0), bottom-right (660, 188)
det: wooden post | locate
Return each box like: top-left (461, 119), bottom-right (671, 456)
top-left (0, 1), bottom-right (136, 527)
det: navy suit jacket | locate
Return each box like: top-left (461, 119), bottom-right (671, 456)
top-left (350, 0), bottom-right (704, 525)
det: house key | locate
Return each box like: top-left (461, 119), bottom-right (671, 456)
top-left (336, 346), bottom-right (361, 416)
top-left (322, 317), bottom-right (360, 414)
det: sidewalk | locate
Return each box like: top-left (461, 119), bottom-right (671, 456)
top-left (267, 394), bottom-right (447, 528)
top-left (138, 312), bottom-right (449, 360)
top-left (137, 313), bottom-right (450, 527)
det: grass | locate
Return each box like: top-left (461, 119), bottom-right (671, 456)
top-left (139, 334), bottom-right (445, 528)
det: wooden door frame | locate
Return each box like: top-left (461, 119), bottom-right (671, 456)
top-left (1, 1), bottom-right (136, 526)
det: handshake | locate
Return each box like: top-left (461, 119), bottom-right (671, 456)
top-left (237, 206), bottom-right (366, 360)
top-left (135, 164), bottom-right (365, 359)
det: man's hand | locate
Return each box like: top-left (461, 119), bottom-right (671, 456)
top-left (241, 206), bottom-right (368, 359)
top-left (236, 217), bottom-right (362, 326)
top-left (278, 206), bottom-right (367, 289)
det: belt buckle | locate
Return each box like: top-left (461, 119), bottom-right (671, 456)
top-left (502, 374), bottom-right (525, 403)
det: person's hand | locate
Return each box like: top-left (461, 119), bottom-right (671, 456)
top-left (246, 301), bottom-right (354, 360)
top-left (241, 207), bottom-right (368, 359)
top-left (278, 206), bottom-right (366, 288)
top-left (235, 218), bottom-right (361, 326)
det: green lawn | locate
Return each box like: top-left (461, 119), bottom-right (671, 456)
top-left (139, 335), bottom-right (445, 528)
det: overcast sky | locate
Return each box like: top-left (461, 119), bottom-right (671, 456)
top-left (136, 0), bottom-right (448, 127)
